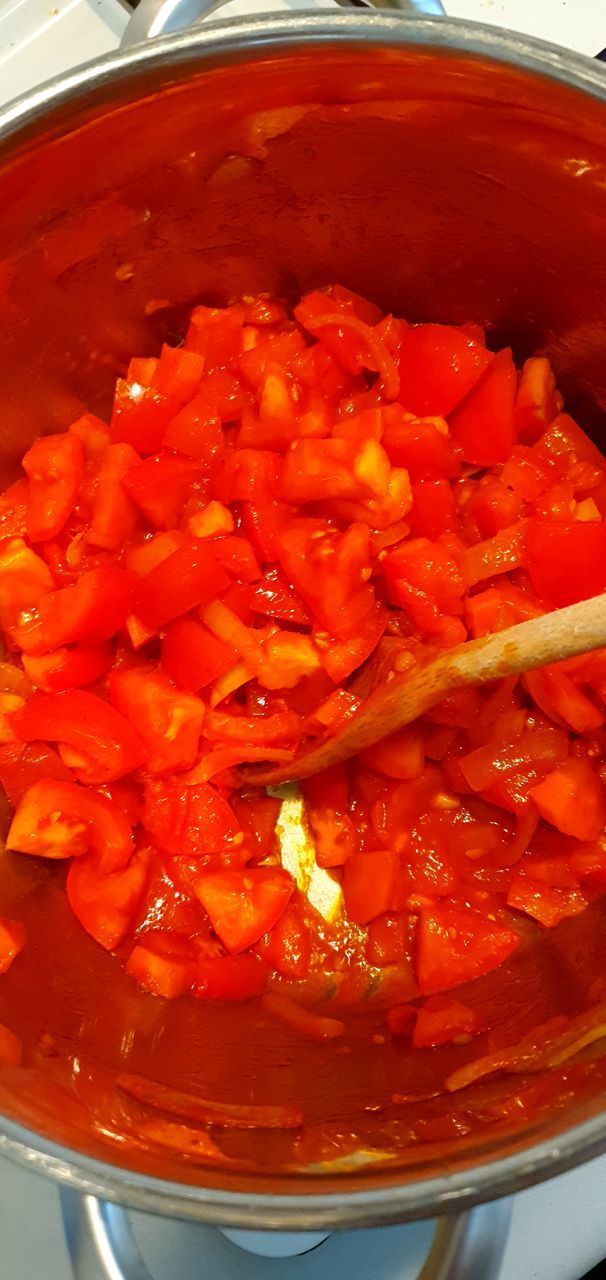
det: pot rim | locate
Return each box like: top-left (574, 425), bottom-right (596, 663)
top-left (1, 10), bottom-right (606, 1226)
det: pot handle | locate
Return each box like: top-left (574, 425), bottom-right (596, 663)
top-left (59, 1185), bottom-right (512, 1280)
top-left (121, 0), bottom-right (445, 48)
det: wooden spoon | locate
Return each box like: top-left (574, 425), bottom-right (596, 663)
top-left (238, 592), bottom-right (606, 786)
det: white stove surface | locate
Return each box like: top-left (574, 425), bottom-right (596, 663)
top-left (1, 1), bottom-right (606, 1277)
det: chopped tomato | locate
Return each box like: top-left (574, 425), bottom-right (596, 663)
top-left (142, 778), bottom-right (241, 856)
top-left (87, 443), bottom-right (138, 551)
top-left (11, 690), bottom-right (144, 783)
top-left (514, 356), bottom-right (559, 443)
top-left (195, 868), bottom-right (294, 953)
top-left (193, 953), bottom-right (268, 1001)
top-left (381, 410), bottom-right (461, 479)
top-left (22, 643), bottom-right (113, 694)
top-left (23, 432), bottom-right (84, 542)
top-left (161, 618), bottom-right (235, 691)
top-left (409, 479), bottom-right (456, 539)
top-left (383, 536), bottom-right (465, 633)
top-left (153, 345), bottom-right (204, 401)
top-left (450, 349), bottom-right (517, 466)
top-left (13, 567), bottom-right (135, 654)
top-left (416, 905), bottom-right (519, 994)
top-left (67, 847), bottom-right (150, 950)
top-left (531, 759), bottom-right (606, 841)
top-left (135, 539), bottom-right (230, 630)
top-left (366, 912), bottom-right (410, 967)
top-left (109, 666), bottom-right (205, 774)
top-left (343, 849), bottom-right (403, 924)
top-left (360, 728), bottom-right (424, 780)
top-left (397, 324), bottom-right (493, 416)
top-left (124, 454), bottom-right (203, 529)
top-left (2, 285), bottom-right (606, 1024)
top-left (279, 519), bottom-right (375, 641)
top-left (526, 520), bottom-right (606, 606)
top-left (0, 741), bottom-right (73, 805)
top-left (0, 536), bottom-right (53, 632)
top-left (507, 875), bottom-right (587, 928)
top-left (110, 380), bottom-right (181, 453)
top-left (257, 902), bottom-right (311, 979)
top-left (6, 779), bottom-right (133, 872)
top-left (126, 930), bottom-right (197, 998)
top-left (412, 995), bottom-right (484, 1048)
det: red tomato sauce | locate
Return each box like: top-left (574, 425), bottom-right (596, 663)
top-left (1, 284), bottom-right (606, 1054)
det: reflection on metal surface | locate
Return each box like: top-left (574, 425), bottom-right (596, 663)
top-left (275, 787), bottom-right (343, 923)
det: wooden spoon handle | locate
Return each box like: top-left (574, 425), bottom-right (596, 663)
top-left (241, 592), bottom-right (606, 785)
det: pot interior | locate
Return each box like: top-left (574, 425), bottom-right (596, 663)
top-left (1, 23), bottom-right (606, 1209)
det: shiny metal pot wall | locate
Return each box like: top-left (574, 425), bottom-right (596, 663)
top-left (0, 6), bottom-right (606, 1279)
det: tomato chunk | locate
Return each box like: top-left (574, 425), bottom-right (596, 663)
top-left (416, 905), bottom-right (519, 994)
top-left (531, 759), bottom-right (606, 841)
top-left (6, 779), bottom-right (133, 872)
top-left (23, 432), bottom-right (84, 542)
top-left (135, 540), bottom-right (230, 630)
top-left (412, 995), bottom-right (484, 1048)
top-left (11, 690), bottom-right (144, 783)
top-left (195, 868), bottom-right (294, 953)
top-left (67, 847), bottom-right (150, 950)
top-left (109, 666), bottom-right (205, 775)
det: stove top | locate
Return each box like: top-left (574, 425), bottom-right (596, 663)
top-left (1, 1), bottom-right (606, 1277)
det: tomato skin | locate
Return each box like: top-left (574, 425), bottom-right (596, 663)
top-left (135, 540), bottom-right (230, 630)
top-left (450, 348), bottom-right (517, 466)
top-left (161, 618), bottom-right (235, 691)
top-left (397, 324), bottom-right (492, 417)
top-left (526, 520), bottom-right (606, 606)
top-left (67, 847), bottom-right (151, 951)
top-left (0, 917), bottom-right (26, 975)
top-left (23, 432), bottom-right (84, 542)
top-left (193, 953), bottom-right (268, 1001)
top-left (11, 690), bottom-right (144, 783)
top-left (6, 778), bottom-right (133, 872)
top-left (416, 905), bottom-right (519, 995)
top-left (22, 643), bottom-right (113, 694)
top-left (109, 666), bottom-right (205, 775)
top-left (195, 868), bottom-right (294, 953)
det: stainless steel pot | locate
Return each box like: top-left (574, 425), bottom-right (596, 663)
top-left (1, 3), bottom-right (606, 1277)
